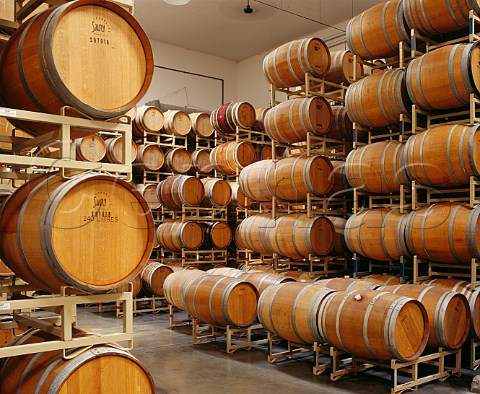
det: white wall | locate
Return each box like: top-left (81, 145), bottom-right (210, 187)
top-left (236, 22), bottom-right (349, 107)
top-left (140, 40), bottom-right (238, 112)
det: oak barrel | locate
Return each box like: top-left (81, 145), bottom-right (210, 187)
top-left (239, 155), bottom-right (333, 202)
top-left (201, 178), bottom-right (232, 208)
top-left (134, 144), bottom-right (164, 171)
top-left (318, 289), bottom-right (429, 361)
top-left (210, 102), bottom-right (256, 134)
top-left (206, 267), bottom-right (246, 278)
top-left (201, 221), bottom-right (233, 249)
top-left (345, 69), bottom-right (411, 128)
top-left (133, 105), bottom-right (164, 136)
top-left (382, 284), bottom-right (470, 349)
top-left (361, 274), bottom-right (401, 286)
top-left (184, 274), bottom-right (258, 327)
top-left (328, 105), bottom-right (357, 141)
top-left (0, 0), bottom-right (153, 135)
top-left (258, 283), bottom-right (335, 344)
top-left (264, 97), bottom-right (333, 143)
top-left (229, 181), bottom-right (250, 209)
top-left (163, 269), bottom-right (205, 310)
top-left (234, 214), bottom-right (276, 254)
top-left (404, 202), bottom-right (480, 263)
top-left (402, 0), bottom-right (480, 36)
top-left (163, 147), bottom-right (192, 174)
top-left (210, 141), bottom-right (256, 174)
top-left (422, 278), bottom-right (480, 340)
top-left (314, 278), bottom-right (379, 291)
top-left (405, 43), bottom-right (480, 111)
top-left (0, 260), bottom-right (12, 278)
top-left (136, 184), bottom-right (161, 210)
top-left (163, 110), bottom-right (192, 137)
top-left (104, 137), bottom-right (137, 164)
top-left (344, 208), bottom-right (410, 261)
top-left (0, 330), bottom-right (155, 394)
top-left (345, 140), bottom-right (408, 193)
top-left (156, 175), bottom-right (204, 210)
top-left (402, 124), bottom-right (480, 187)
top-left (156, 219), bottom-right (204, 252)
top-left (0, 173), bottom-right (154, 293)
top-left (329, 160), bottom-right (349, 194)
top-left (346, 0), bottom-right (409, 60)
top-left (253, 106), bottom-right (270, 132)
top-left (75, 134), bottom-right (106, 162)
top-left (141, 261), bottom-right (173, 296)
top-left (322, 50), bottom-right (364, 86)
top-left (190, 149), bottom-right (213, 174)
top-left (189, 112), bottom-right (214, 138)
top-left (241, 272), bottom-right (295, 295)
top-left (262, 38), bottom-right (331, 88)
top-left (327, 216), bottom-right (348, 255)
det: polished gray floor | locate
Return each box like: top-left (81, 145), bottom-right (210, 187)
top-left (77, 305), bottom-right (475, 394)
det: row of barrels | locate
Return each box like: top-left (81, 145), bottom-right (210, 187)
top-left (344, 123), bottom-right (480, 193)
top-left (347, 0), bottom-right (478, 61)
top-left (345, 43), bottom-right (480, 128)
top-left (344, 203), bottom-right (480, 264)
top-left (164, 270), bottom-right (476, 361)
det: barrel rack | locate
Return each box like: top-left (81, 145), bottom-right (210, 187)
top-left (98, 295), bottom-right (169, 318)
top-left (0, 283), bottom-right (134, 358)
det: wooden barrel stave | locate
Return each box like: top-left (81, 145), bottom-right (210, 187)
top-left (156, 220), bottom-right (204, 252)
top-left (201, 178), bottom-right (232, 208)
top-left (201, 222), bottom-right (232, 249)
top-left (210, 141), bottom-right (256, 175)
top-left (156, 175), bottom-right (204, 210)
top-left (134, 144), bottom-right (164, 171)
top-left (163, 269), bottom-right (205, 310)
top-left (141, 261), bottom-right (173, 296)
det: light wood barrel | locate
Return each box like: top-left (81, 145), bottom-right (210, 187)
top-left (345, 208), bottom-right (409, 261)
top-left (361, 274), bottom-right (401, 286)
top-left (75, 134), bottom-right (106, 162)
top-left (210, 141), bottom-right (256, 174)
top-left (156, 175), bottom-right (204, 210)
top-left (190, 149), bottom-right (213, 174)
top-left (153, 225), bottom-right (160, 249)
top-left (134, 144), bottom-right (164, 171)
top-left (345, 140), bottom-right (408, 193)
top-left (163, 110), bottom-right (192, 137)
top-left (383, 284), bottom-right (470, 349)
top-left (346, 0), bottom-right (409, 60)
top-left (184, 274), bottom-right (258, 327)
top-left (189, 112), bottom-right (214, 138)
top-left (156, 220), bottom-right (204, 252)
top-left (422, 278), bottom-right (480, 340)
top-left (405, 43), bottom-right (480, 111)
top-left (234, 214), bottom-right (276, 253)
top-left (404, 202), bottom-right (480, 263)
top-left (256, 145), bottom-right (273, 161)
top-left (210, 102), bottom-right (256, 134)
top-left (402, 124), bottom-right (480, 187)
top-left (0, 173), bottom-right (154, 293)
top-left (281, 271), bottom-right (321, 282)
top-left (241, 272), bottom-right (295, 295)
top-left (113, 274), bottom-right (142, 298)
top-left (141, 262), bottom-right (173, 296)
top-left (163, 269), bottom-right (205, 310)
top-left (104, 137), bottom-right (137, 164)
top-left (136, 184), bottom-right (161, 210)
top-left (163, 147), bottom-right (192, 174)
top-left (201, 178), bottom-right (232, 208)
top-left (267, 214), bottom-right (335, 259)
top-left (0, 330), bottom-right (155, 394)
top-left (327, 216), bottom-right (348, 255)
top-left (201, 222), bottom-right (233, 249)
top-left (229, 182), bottom-right (250, 209)
top-left (402, 0), bottom-right (480, 36)
top-left (314, 278), bottom-right (379, 291)
top-left (345, 69), bottom-right (410, 128)
top-left (319, 289), bottom-right (429, 361)
top-left (262, 37), bottom-right (331, 88)
top-left (258, 283), bottom-right (334, 344)
top-left (0, 1), bottom-right (153, 135)
top-left (239, 155), bottom-right (334, 202)
top-left (329, 161), bottom-right (349, 194)
top-left (322, 50), bottom-right (364, 85)
top-left (253, 107), bottom-right (270, 131)
top-left (264, 97), bottom-right (333, 143)
top-left (206, 267), bottom-right (246, 278)
top-left (133, 105), bottom-right (164, 136)
top-left (328, 105), bottom-right (355, 141)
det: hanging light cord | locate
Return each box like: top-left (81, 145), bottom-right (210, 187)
top-left (252, 0), bottom-right (346, 33)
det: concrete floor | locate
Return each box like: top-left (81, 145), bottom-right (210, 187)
top-left (78, 305), bottom-right (476, 394)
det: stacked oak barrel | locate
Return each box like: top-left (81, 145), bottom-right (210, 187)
top-left (342, 0), bottom-right (480, 367)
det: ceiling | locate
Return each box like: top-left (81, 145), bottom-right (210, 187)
top-left (134, 0), bottom-right (384, 62)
